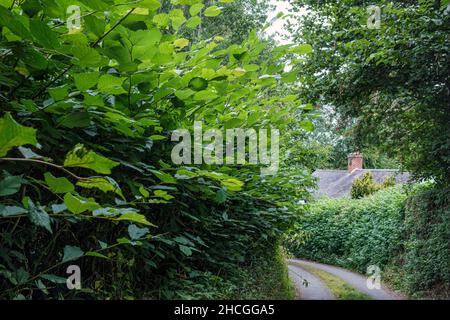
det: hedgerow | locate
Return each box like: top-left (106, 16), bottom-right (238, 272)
top-left (286, 186), bottom-right (407, 271)
top-left (399, 183), bottom-right (450, 298)
top-left (286, 183), bottom-right (450, 298)
top-left (0, 0), bottom-right (315, 299)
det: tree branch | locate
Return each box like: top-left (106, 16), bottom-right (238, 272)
top-left (0, 158), bottom-right (85, 181)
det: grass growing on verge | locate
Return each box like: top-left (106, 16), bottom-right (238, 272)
top-left (295, 263), bottom-right (372, 300)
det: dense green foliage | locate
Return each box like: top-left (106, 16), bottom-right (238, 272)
top-left (350, 172), bottom-right (395, 199)
top-left (283, 0), bottom-right (450, 300)
top-left (289, 0), bottom-right (450, 183)
top-left (286, 186), bottom-right (407, 271)
top-left (305, 106), bottom-right (401, 170)
top-left (286, 183), bottom-right (450, 298)
top-left (398, 184), bottom-right (450, 298)
top-left (0, 0), bottom-right (315, 299)
top-left (190, 0), bottom-right (272, 45)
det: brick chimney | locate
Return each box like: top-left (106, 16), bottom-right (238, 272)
top-left (348, 152), bottom-right (363, 173)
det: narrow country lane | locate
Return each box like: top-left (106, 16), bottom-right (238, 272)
top-left (288, 259), bottom-right (404, 300)
top-left (288, 264), bottom-right (335, 300)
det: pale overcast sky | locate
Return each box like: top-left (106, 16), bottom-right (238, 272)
top-left (264, 0), bottom-right (304, 44)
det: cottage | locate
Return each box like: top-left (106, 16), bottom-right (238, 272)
top-left (313, 153), bottom-right (410, 198)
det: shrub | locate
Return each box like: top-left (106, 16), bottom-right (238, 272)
top-left (350, 172), bottom-right (396, 199)
top-left (286, 185), bottom-right (407, 272)
top-left (400, 183), bottom-right (450, 299)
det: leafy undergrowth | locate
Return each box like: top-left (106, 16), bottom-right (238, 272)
top-left (166, 246), bottom-right (295, 300)
top-left (228, 246), bottom-right (295, 300)
top-left (0, 0), bottom-right (315, 299)
top-left (291, 262), bottom-right (371, 300)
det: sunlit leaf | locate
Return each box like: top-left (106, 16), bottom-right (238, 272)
top-left (204, 6), bottom-right (222, 17)
top-left (97, 74), bottom-right (127, 95)
top-left (44, 172), bottom-right (75, 194)
top-left (189, 3), bottom-right (204, 16)
top-left (116, 212), bottom-right (155, 226)
top-left (64, 144), bottom-right (119, 175)
top-left (73, 72), bottom-right (99, 91)
top-left (77, 177), bottom-right (124, 198)
top-left (290, 44), bottom-right (313, 55)
top-left (0, 113), bottom-right (37, 157)
top-left (64, 193), bottom-right (100, 214)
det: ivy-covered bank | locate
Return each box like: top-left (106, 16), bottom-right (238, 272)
top-left (286, 183), bottom-right (450, 299)
top-left (0, 0), bottom-right (315, 299)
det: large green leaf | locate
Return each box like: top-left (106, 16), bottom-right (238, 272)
top-left (193, 89), bottom-right (218, 101)
top-left (300, 120), bottom-right (315, 132)
top-left (215, 188), bottom-right (227, 204)
top-left (64, 193), bottom-right (100, 214)
top-left (57, 112), bottom-right (91, 129)
top-left (40, 274), bottom-right (67, 284)
top-left (97, 74), bottom-right (127, 95)
top-left (48, 85), bottom-right (68, 101)
top-left (116, 212), bottom-right (155, 226)
top-left (150, 170), bottom-right (177, 184)
top-left (44, 172), bottom-right (75, 194)
top-left (152, 13), bottom-right (169, 28)
top-left (290, 44), bottom-right (313, 55)
top-left (73, 72), bottom-right (99, 91)
top-left (189, 3), bottom-right (204, 16)
top-left (71, 46), bottom-right (103, 67)
top-left (186, 16), bottom-right (202, 29)
top-left (188, 77), bottom-right (208, 91)
top-left (220, 178), bottom-right (244, 191)
top-left (84, 14), bottom-right (106, 37)
top-left (24, 197), bottom-right (52, 233)
top-left (169, 9), bottom-right (186, 31)
top-left (0, 113), bottom-right (37, 157)
top-left (128, 224), bottom-right (149, 240)
top-left (204, 6), bottom-right (222, 17)
top-left (174, 38), bottom-right (189, 49)
top-left (63, 144), bottom-right (119, 174)
top-left (30, 19), bottom-right (60, 49)
top-left (139, 0), bottom-right (161, 11)
top-left (0, 6), bottom-right (32, 39)
top-left (0, 175), bottom-right (23, 196)
top-left (62, 245), bottom-right (84, 263)
top-left (179, 245), bottom-right (193, 256)
top-left (76, 177), bottom-right (124, 198)
top-left (0, 205), bottom-right (27, 217)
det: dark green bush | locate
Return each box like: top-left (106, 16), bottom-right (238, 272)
top-left (400, 183), bottom-right (450, 298)
top-left (286, 185), bottom-right (407, 272)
